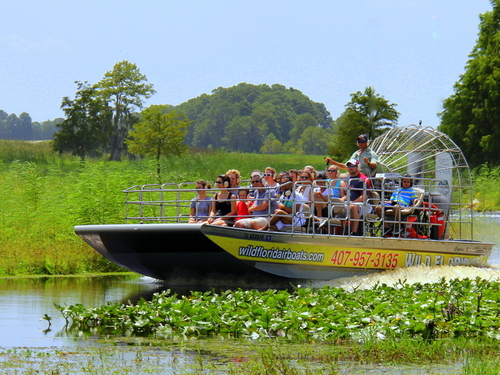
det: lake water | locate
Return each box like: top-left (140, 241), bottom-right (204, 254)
top-left (0, 217), bottom-right (498, 373)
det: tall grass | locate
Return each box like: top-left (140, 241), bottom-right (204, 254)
top-left (1, 141), bottom-right (498, 276)
top-left (472, 164), bottom-right (500, 211)
top-left (0, 142), bottom-right (329, 276)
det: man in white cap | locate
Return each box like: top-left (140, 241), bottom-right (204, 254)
top-left (325, 134), bottom-right (379, 177)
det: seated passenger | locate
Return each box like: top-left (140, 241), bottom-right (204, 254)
top-left (340, 159), bottom-right (372, 236)
top-left (296, 170), bottom-right (314, 203)
top-left (226, 169), bottom-right (241, 197)
top-left (207, 175), bottom-right (237, 227)
top-left (188, 179), bottom-right (212, 223)
top-left (276, 171), bottom-right (288, 185)
top-left (235, 188), bottom-right (251, 222)
top-left (303, 165), bottom-right (317, 180)
top-left (313, 171), bottom-right (329, 217)
top-left (234, 174), bottom-right (277, 230)
top-left (375, 174), bottom-right (417, 235)
top-left (325, 166), bottom-right (343, 198)
top-left (258, 174), bottom-right (306, 231)
top-left (263, 166), bottom-right (280, 193)
top-left (288, 169), bottom-right (299, 183)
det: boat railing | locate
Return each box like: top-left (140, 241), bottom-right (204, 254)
top-left (123, 176), bottom-right (476, 241)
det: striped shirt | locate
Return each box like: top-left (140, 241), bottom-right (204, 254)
top-left (390, 188), bottom-right (417, 207)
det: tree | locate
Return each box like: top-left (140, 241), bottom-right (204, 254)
top-left (32, 118), bottom-right (63, 140)
top-left (52, 81), bottom-right (112, 161)
top-left (289, 113), bottom-right (318, 142)
top-left (260, 133), bottom-right (283, 154)
top-left (19, 112), bottom-right (33, 140)
top-left (329, 87), bottom-right (399, 161)
top-left (126, 105), bottom-right (190, 182)
top-left (175, 83), bottom-right (332, 153)
top-left (95, 61), bottom-right (156, 161)
top-left (439, 0), bottom-right (500, 168)
top-left (297, 126), bottom-right (331, 155)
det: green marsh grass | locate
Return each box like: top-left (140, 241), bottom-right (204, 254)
top-left (0, 142), bottom-right (327, 275)
top-left (0, 140), bottom-right (498, 276)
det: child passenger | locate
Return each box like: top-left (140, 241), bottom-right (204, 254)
top-left (235, 188), bottom-right (251, 222)
top-left (375, 174), bottom-right (417, 234)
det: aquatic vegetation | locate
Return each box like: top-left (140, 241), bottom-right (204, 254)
top-left (55, 277), bottom-right (500, 343)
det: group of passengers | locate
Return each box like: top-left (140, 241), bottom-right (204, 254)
top-left (189, 134), bottom-right (419, 236)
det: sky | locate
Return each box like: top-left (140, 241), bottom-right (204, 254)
top-left (0, 0), bottom-right (493, 128)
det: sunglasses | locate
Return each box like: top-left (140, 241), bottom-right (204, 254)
top-left (357, 139), bottom-right (367, 143)
top-left (216, 181), bottom-right (224, 184)
top-left (300, 176), bottom-right (309, 179)
top-left (251, 180), bottom-right (261, 184)
top-left (327, 169), bottom-right (337, 172)
top-left (263, 173), bottom-right (273, 177)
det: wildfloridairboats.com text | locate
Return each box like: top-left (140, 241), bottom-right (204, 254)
top-left (238, 245), bottom-right (324, 262)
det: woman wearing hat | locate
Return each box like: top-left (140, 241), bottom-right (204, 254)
top-left (325, 134), bottom-right (380, 177)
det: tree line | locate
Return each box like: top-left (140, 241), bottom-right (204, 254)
top-left (50, 60), bottom-right (399, 165)
top-left (5, 0), bottom-right (500, 169)
top-left (0, 111), bottom-right (62, 141)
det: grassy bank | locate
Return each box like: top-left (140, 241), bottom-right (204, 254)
top-left (0, 140), bottom-right (499, 276)
top-left (0, 141), bottom-right (323, 276)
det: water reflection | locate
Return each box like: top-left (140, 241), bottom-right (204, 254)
top-left (0, 274), bottom-right (154, 348)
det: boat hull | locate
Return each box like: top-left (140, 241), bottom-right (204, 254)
top-left (74, 223), bottom-right (304, 287)
top-left (200, 225), bottom-right (492, 280)
top-left (75, 223), bottom-right (492, 285)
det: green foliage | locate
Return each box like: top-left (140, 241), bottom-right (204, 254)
top-left (472, 164), bottom-right (500, 211)
top-left (297, 126), bottom-right (331, 155)
top-left (57, 278), bottom-right (500, 343)
top-left (94, 60), bottom-right (156, 161)
top-left (32, 118), bottom-right (63, 140)
top-left (329, 87), bottom-right (399, 161)
top-left (0, 110), bottom-right (33, 140)
top-left (53, 81), bottom-right (112, 160)
top-left (176, 83), bottom-right (332, 153)
top-left (260, 133), bottom-right (283, 154)
top-left (439, 0), bottom-right (500, 168)
top-left (127, 105), bottom-right (190, 182)
top-left (0, 142), bottom-right (328, 276)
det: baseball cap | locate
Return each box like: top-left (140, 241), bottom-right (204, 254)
top-left (345, 159), bottom-right (359, 167)
top-left (356, 134), bottom-right (369, 141)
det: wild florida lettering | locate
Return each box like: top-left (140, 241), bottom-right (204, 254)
top-left (405, 253), bottom-right (471, 266)
top-left (238, 245), bottom-right (324, 263)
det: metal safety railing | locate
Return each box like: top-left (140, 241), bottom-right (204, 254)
top-left (123, 176), bottom-right (476, 241)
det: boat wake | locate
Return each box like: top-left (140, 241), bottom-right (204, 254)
top-left (315, 263), bottom-right (500, 292)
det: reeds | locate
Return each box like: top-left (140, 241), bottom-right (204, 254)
top-left (0, 143), bottom-right (326, 276)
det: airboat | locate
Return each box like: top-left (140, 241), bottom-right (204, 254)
top-left (74, 125), bottom-right (493, 287)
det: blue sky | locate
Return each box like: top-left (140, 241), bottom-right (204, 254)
top-left (0, 0), bottom-right (492, 127)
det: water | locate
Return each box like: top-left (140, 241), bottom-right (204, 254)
top-left (0, 274), bottom-right (161, 348)
top-left (0, 217), bottom-right (497, 373)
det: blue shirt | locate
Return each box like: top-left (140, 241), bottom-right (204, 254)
top-left (253, 188), bottom-right (278, 216)
top-left (390, 187), bottom-right (417, 207)
top-left (190, 196), bottom-right (212, 219)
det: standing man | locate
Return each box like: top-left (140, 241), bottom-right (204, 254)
top-left (325, 134), bottom-right (380, 177)
top-left (340, 159), bottom-right (372, 236)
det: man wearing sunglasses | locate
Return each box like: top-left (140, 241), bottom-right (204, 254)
top-left (234, 175), bottom-right (277, 230)
top-left (325, 134), bottom-right (379, 177)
